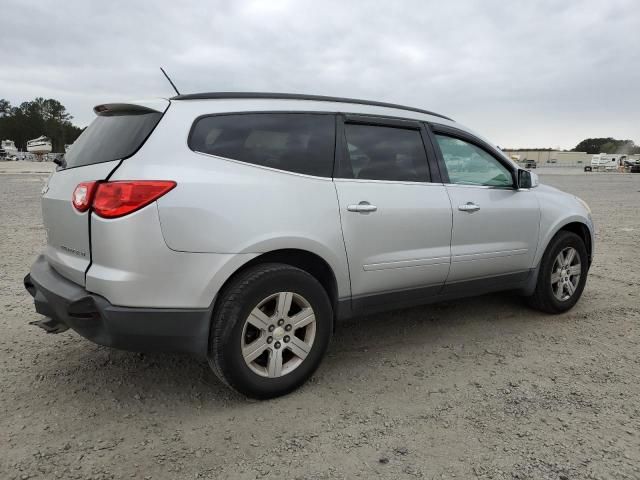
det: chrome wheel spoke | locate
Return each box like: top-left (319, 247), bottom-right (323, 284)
top-left (565, 280), bottom-right (576, 296)
top-left (565, 248), bottom-right (576, 265)
top-left (276, 292), bottom-right (293, 319)
top-left (569, 264), bottom-right (581, 276)
top-left (242, 337), bottom-right (268, 363)
top-left (554, 282), bottom-right (563, 298)
top-left (290, 308), bottom-right (315, 329)
top-left (267, 348), bottom-right (284, 377)
top-left (550, 271), bottom-right (561, 284)
top-left (247, 307), bottom-right (271, 330)
top-left (288, 336), bottom-right (311, 360)
top-left (555, 252), bottom-right (566, 267)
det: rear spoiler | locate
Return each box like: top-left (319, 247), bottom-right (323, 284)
top-left (93, 99), bottom-right (170, 116)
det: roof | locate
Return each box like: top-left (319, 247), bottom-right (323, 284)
top-left (170, 92), bottom-right (453, 121)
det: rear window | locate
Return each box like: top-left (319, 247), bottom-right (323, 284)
top-left (64, 112), bottom-right (162, 169)
top-left (188, 113), bottom-right (335, 177)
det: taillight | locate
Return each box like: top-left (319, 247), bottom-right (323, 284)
top-left (72, 180), bottom-right (176, 218)
top-left (72, 181), bottom-right (98, 212)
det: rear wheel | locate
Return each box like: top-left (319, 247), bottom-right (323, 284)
top-left (208, 263), bottom-right (332, 399)
top-left (527, 231), bottom-right (588, 313)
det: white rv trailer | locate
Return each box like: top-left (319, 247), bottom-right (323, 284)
top-left (591, 153), bottom-right (625, 171)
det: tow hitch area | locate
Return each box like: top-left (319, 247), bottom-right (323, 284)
top-left (24, 272), bottom-right (70, 333)
top-left (29, 318), bottom-right (69, 334)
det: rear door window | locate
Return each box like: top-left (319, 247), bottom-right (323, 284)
top-left (65, 112), bottom-right (163, 169)
top-left (340, 123), bottom-right (430, 182)
top-left (188, 113), bottom-right (336, 177)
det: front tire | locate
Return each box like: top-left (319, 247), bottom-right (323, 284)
top-left (208, 263), bottom-right (333, 399)
top-left (527, 231), bottom-right (588, 314)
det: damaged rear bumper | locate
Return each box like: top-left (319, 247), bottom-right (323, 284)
top-left (24, 255), bottom-right (211, 357)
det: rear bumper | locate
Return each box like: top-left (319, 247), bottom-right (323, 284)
top-left (24, 255), bottom-right (211, 357)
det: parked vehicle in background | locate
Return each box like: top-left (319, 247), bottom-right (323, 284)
top-left (523, 159), bottom-right (537, 169)
top-left (26, 136), bottom-right (52, 154)
top-left (2, 139), bottom-right (18, 155)
top-left (626, 158), bottom-right (640, 173)
top-left (24, 93), bottom-right (595, 399)
top-left (591, 153), bottom-right (623, 171)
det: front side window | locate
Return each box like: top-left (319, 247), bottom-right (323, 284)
top-left (435, 135), bottom-right (513, 187)
top-left (341, 124), bottom-right (429, 182)
top-left (188, 113), bottom-right (335, 177)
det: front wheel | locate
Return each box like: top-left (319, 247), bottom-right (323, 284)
top-left (208, 263), bottom-right (333, 399)
top-left (527, 231), bottom-right (589, 314)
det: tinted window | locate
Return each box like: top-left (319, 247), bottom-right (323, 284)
top-left (435, 135), bottom-right (513, 187)
top-left (189, 114), bottom-right (335, 177)
top-left (65, 112), bottom-right (162, 168)
top-left (341, 124), bottom-right (429, 182)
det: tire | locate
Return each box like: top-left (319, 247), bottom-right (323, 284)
top-left (208, 263), bottom-right (333, 399)
top-left (584, 166), bottom-right (592, 172)
top-left (527, 231), bottom-right (588, 314)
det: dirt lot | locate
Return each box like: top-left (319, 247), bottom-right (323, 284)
top-left (1, 163), bottom-right (639, 480)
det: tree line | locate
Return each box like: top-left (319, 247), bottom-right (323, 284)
top-left (503, 137), bottom-right (640, 155)
top-left (571, 138), bottom-right (640, 155)
top-left (0, 98), bottom-right (83, 153)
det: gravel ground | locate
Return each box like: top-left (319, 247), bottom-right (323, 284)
top-left (1, 162), bottom-right (639, 480)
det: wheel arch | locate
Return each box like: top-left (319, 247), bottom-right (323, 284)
top-left (524, 218), bottom-right (593, 297)
top-left (213, 248), bottom-right (346, 325)
top-left (535, 217), bottom-right (594, 268)
top-left (558, 221), bottom-right (593, 265)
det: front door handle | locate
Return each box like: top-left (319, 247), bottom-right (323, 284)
top-left (347, 201), bottom-right (378, 213)
top-left (458, 202), bottom-right (480, 213)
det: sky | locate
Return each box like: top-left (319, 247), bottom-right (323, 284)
top-left (1, 0), bottom-right (638, 149)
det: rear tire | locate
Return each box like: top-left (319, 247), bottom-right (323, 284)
top-left (527, 231), bottom-right (588, 314)
top-left (208, 263), bottom-right (333, 399)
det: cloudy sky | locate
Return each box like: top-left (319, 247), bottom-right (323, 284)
top-left (1, 0), bottom-right (638, 149)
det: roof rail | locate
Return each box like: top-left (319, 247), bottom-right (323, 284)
top-left (170, 92), bottom-right (453, 121)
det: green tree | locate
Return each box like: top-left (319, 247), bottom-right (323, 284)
top-left (573, 137), bottom-right (639, 155)
top-left (0, 97), bottom-right (83, 153)
top-left (0, 99), bottom-right (11, 117)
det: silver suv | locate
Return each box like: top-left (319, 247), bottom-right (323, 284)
top-left (24, 93), bottom-right (594, 398)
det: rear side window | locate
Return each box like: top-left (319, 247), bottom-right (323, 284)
top-left (340, 124), bottom-right (430, 182)
top-left (65, 112), bottom-right (162, 169)
top-left (189, 113), bottom-right (335, 177)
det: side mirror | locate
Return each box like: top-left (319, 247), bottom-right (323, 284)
top-left (517, 169), bottom-right (539, 189)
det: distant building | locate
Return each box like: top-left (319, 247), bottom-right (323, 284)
top-left (503, 149), bottom-right (640, 166)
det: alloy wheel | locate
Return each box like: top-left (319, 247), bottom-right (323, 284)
top-left (241, 292), bottom-right (316, 378)
top-left (551, 247), bottom-right (582, 301)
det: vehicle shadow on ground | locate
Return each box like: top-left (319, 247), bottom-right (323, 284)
top-left (31, 292), bottom-right (550, 407)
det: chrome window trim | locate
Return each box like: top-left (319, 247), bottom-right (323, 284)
top-left (443, 183), bottom-right (517, 190)
top-left (334, 177), bottom-right (443, 187)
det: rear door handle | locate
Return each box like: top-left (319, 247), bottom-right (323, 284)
top-left (347, 202), bottom-right (378, 213)
top-left (458, 202), bottom-right (480, 213)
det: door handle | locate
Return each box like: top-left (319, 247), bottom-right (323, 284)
top-left (458, 202), bottom-right (480, 213)
top-left (347, 202), bottom-right (377, 213)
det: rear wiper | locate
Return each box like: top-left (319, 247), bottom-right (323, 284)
top-left (53, 157), bottom-right (67, 169)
